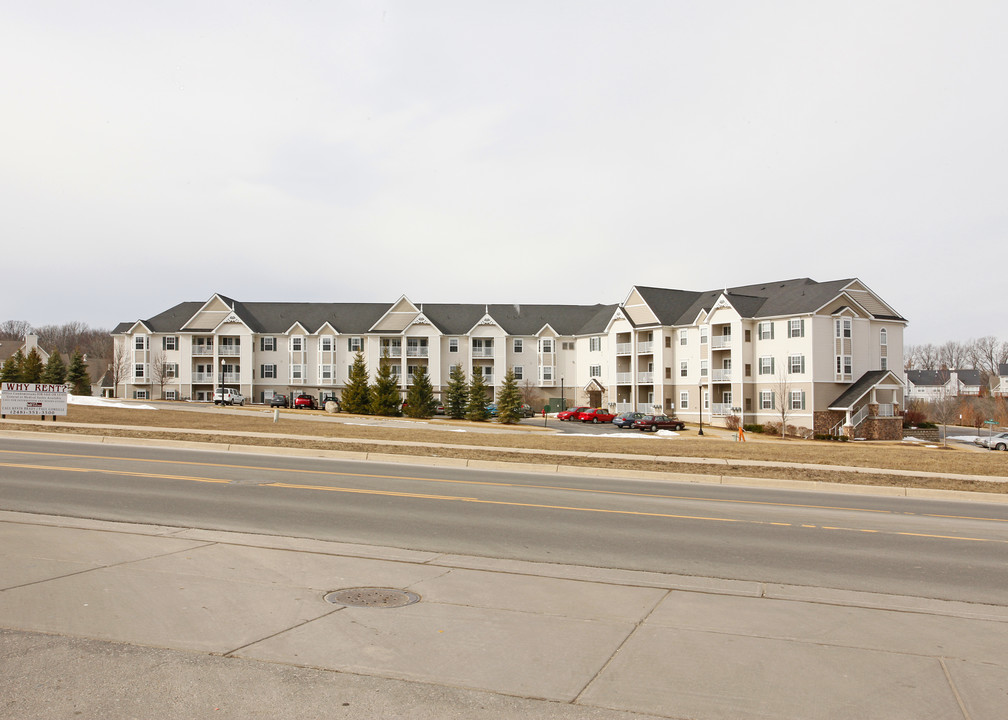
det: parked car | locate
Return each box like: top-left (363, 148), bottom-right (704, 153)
top-left (612, 411), bottom-right (643, 429)
top-left (577, 407), bottom-right (617, 423)
top-left (519, 403), bottom-right (534, 418)
top-left (485, 403), bottom-right (498, 417)
top-left (557, 406), bottom-right (589, 421)
top-left (319, 393), bottom-right (341, 411)
top-left (433, 402), bottom-right (446, 415)
top-left (213, 388), bottom-right (244, 406)
top-left (293, 394), bottom-right (317, 409)
top-left (987, 431), bottom-right (1008, 451)
top-left (269, 393), bottom-right (289, 408)
top-left (632, 414), bottom-right (685, 432)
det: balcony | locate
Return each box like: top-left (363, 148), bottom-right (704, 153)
top-left (192, 346), bottom-right (214, 356)
top-left (218, 346), bottom-right (241, 357)
top-left (616, 343), bottom-right (632, 355)
top-left (472, 347), bottom-right (494, 358)
top-left (711, 403), bottom-right (735, 416)
top-left (637, 372), bottom-right (654, 384)
top-left (406, 347), bottom-right (429, 358)
top-left (711, 335), bottom-right (732, 349)
top-left (615, 372), bottom-right (633, 384)
top-left (380, 346), bottom-right (402, 358)
top-left (637, 341), bottom-right (654, 354)
top-left (712, 369), bottom-right (732, 382)
top-left (193, 372), bottom-right (214, 383)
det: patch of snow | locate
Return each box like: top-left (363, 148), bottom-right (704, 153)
top-left (68, 395), bottom-right (157, 410)
top-left (655, 430), bottom-right (681, 437)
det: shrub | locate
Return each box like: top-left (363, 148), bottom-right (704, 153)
top-left (743, 423), bottom-right (764, 434)
top-left (724, 414), bottom-right (740, 431)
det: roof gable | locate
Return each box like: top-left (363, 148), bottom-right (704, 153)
top-left (371, 296), bottom-right (420, 333)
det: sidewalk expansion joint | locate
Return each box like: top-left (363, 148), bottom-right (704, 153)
top-left (219, 605), bottom-right (346, 658)
top-left (939, 657), bottom-right (973, 720)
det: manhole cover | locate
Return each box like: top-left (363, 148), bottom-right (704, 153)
top-left (324, 587), bottom-right (420, 608)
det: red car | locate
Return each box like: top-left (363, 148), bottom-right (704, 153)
top-left (632, 414), bottom-right (686, 432)
top-left (293, 394), bottom-right (318, 409)
top-left (556, 406), bottom-right (589, 421)
top-left (577, 407), bottom-right (617, 423)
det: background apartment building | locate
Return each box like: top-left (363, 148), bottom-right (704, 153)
top-left (112, 278), bottom-right (906, 437)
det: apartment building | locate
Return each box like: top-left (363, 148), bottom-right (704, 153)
top-left (111, 278), bottom-right (906, 438)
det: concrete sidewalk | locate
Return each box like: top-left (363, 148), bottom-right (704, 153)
top-left (2, 510), bottom-right (1006, 719)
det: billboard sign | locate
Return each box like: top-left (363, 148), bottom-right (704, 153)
top-left (0, 382), bottom-right (69, 417)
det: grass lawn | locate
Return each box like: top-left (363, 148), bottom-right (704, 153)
top-left (5, 403), bottom-right (1007, 495)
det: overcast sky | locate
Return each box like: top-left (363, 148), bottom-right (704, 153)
top-left (2, 1), bottom-right (1004, 345)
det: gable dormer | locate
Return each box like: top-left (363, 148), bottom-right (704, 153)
top-left (370, 296), bottom-right (420, 333)
top-left (621, 287), bottom-right (660, 326)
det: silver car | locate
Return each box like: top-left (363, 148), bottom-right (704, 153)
top-left (213, 388), bottom-right (245, 406)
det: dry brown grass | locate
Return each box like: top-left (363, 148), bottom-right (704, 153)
top-left (5, 403), bottom-right (1007, 494)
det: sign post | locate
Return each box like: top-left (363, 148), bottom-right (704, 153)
top-left (0, 383), bottom-right (69, 420)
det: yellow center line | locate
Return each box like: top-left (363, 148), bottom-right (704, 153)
top-left (4, 450), bottom-right (1007, 543)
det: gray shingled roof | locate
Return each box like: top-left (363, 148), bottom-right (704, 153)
top-left (829, 370), bottom-right (898, 410)
top-left (906, 370), bottom-right (949, 387)
top-left (955, 369), bottom-right (984, 387)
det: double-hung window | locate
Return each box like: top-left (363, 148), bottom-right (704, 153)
top-left (513, 366), bottom-right (523, 380)
top-left (163, 336), bottom-right (177, 351)
top-left (291, 337), bottom-right (303, 352)
top-left (788, 354), bottom-right (805, 374)
top-left (680, 391), bottom-right (689, 409)
top-left (347, 337), bottom-right (362, 352)
top-left (260, 337), bottom-right (276, 352)
top-left (590, 336), bottom-right (602, 352)
top-left (449, 338), bottom-right (458, 353)
top-left (758, 356), bottom-right (775, 375)
top-left (513, 339), bottom-right (523, 353)
top-left (590, 365), bottom-right (601, 377)
top-left (758, 322), bottom-right (774, 340)
top-left (680, 361), bottom-right (688, 377)
top-left (320, 336), bottom-right (333, 352)
top-left (261, 364), bottom-right (277, 379)
top-left (679, 329), bottom-right (688, 346)
top-left (760, 390), bottom-right (775, 409)
top-left (791, 390), bottom-right (806, 410)
top-left (788, 319), bottom-right (805, 338)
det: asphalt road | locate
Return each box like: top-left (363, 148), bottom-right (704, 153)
top-left (1, 437), bottom-right (1006, 605)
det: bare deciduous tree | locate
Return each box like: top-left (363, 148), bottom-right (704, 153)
top-left (151, 351), bottom-right (176, 400)
top-left (0, 320), bottom-right (32, 340)
top-left (929, 385), bottom-right (959, 448)
top-left (109, 339), bottom-right (132, 398)
top-left (771, 371), bottom-right (794, 439)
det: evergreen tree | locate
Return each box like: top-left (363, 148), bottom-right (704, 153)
top-left (66, 350), bottom-right (92, 396)
top-left (445, 363), bottom-right (467, 419)
top-left (21, 349), bottom-right (45, 383)
top-left (403, 364), bottom-right (436, 418)
top-left (1, 350), bottom-right (24, 382)
top-left (496, 368), bottom-right (523, 424)
top-left (42, 352), bottom-right (68, 384)
top-left (466, 366), bottom-right (490, 421)
top-left (341, 351), bottom-right (371, 414)
top-left (370, 359), bottom-right (401, 416)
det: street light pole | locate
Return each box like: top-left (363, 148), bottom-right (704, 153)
top-left (698, 382), bottom-right (704, 436)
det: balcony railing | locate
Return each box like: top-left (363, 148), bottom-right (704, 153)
top-left (615, 372), bottom-right (632, 384)
top-left (877, 403), bottom-right (895, 417)
top-left (380, 346), bottom-right (402, 358)
top-left (406, 347), bottom-right (429, 357)
top-left (711, 403), bottom-right (735, 416)
top-left (711, 335), bottom-right (732, 349)
top-left (614, 402), bottom-right (634, 412)
top-left (637, 341), bottom-right (654, 354)
top-left (193, 373), bottom-right (214, 383)
top-left (472, 347), bottom-right (494, 358)
top-left (192, 346), bottom-right (214, 356)
top-left (712, 369), bottom-right (732, 382)
top-left (637, 372), bottom-right (653, 384)
top-left (616, 343), bottom-right (632, 355)
top-left (218, 347), bottom-right (240, 356)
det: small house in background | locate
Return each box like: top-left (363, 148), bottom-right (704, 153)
top-left (994, 364), bottom-right (1008, 398)
top-left (0, 334), bottom-right (52, 366)
top-left (953, 369), bottom-right (985, 397)
top-left (905, 369), bottom-right (953, 402)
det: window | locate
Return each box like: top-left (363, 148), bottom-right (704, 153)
top-left (135, 336), bottom-right (146, 350)
top-left (321, 336), bottom-right (333, 352)
top-left (791, 390), bottom-right (805, 410)
top-left (700, 359), bottom-right (708, 377)
top-left (449, 338), bottom-right (458, 353)
top-left (541, 365), bottom-right (553, 381)
top-left (665, 336), bottom-right (671, 348)
top-left (760, 390), bottom-right (775, 409)
top-left (320, 365), bottom-right (333, 380)
top-left (134, 390), bottom-right (148, 400)
top-left (390, 365), bottom-right (402, 378)
top-left (745, 363), bottom-right (752, 377)
top-left (590, 336), bottom-right (602, 352)
top-left (680, 361), bottom-right (688, 377)
top-left (758, 322), bottom-right (774, 340)
top-left (261, 364), bottom-right (277, 379)
top-left (700, 326), bottom-right (708, 344)
top-left (880, 328), bottom-right (888, 346)
top-left (836, 355), bottom-right (852, 375)
top-left (513, 339), bottom-right (523, 353)
top-left (165, 363), bottom-right (178, 378)
top-left (540, 338), bottom-right (553, 353)
top-left (758, 357), bottom-right (775, 375)
top-left (163, 336), bottom-right (177, 351)
top-left (680, 391), bottom-right (689, 409)
top-left (165, 390), bottom-right (177, 400)
top-left (665, 367), bottom-right (671, 379)
top-left (835, 317), bottom-right (852, 338)
top-left (513, 366), bottom-right (523, 380)
top-left (291, 364), bottom-right (303, 380)
top-left (881, 357), bottom-right (888, 371)
top-left (590, 365), bottom-right (601, 377)
top-left (347, 337), bottom-right (362, 352)
top-left (788, 319), bottom-right (804, 338)
top-left (260, 337), bottom-right (276, 352)
top-left (134, 363), bottom-right (145, 378)
top-left (789, 355), bottom-right (805, 374)
top-left (745, 329), bottom-right (752, 342)
top-left (679, 329), bottom-right (688, 346)
top-left (562, 341), bottom-right (574, 350)
top-left (291, 337), bottom-right (303, 352)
